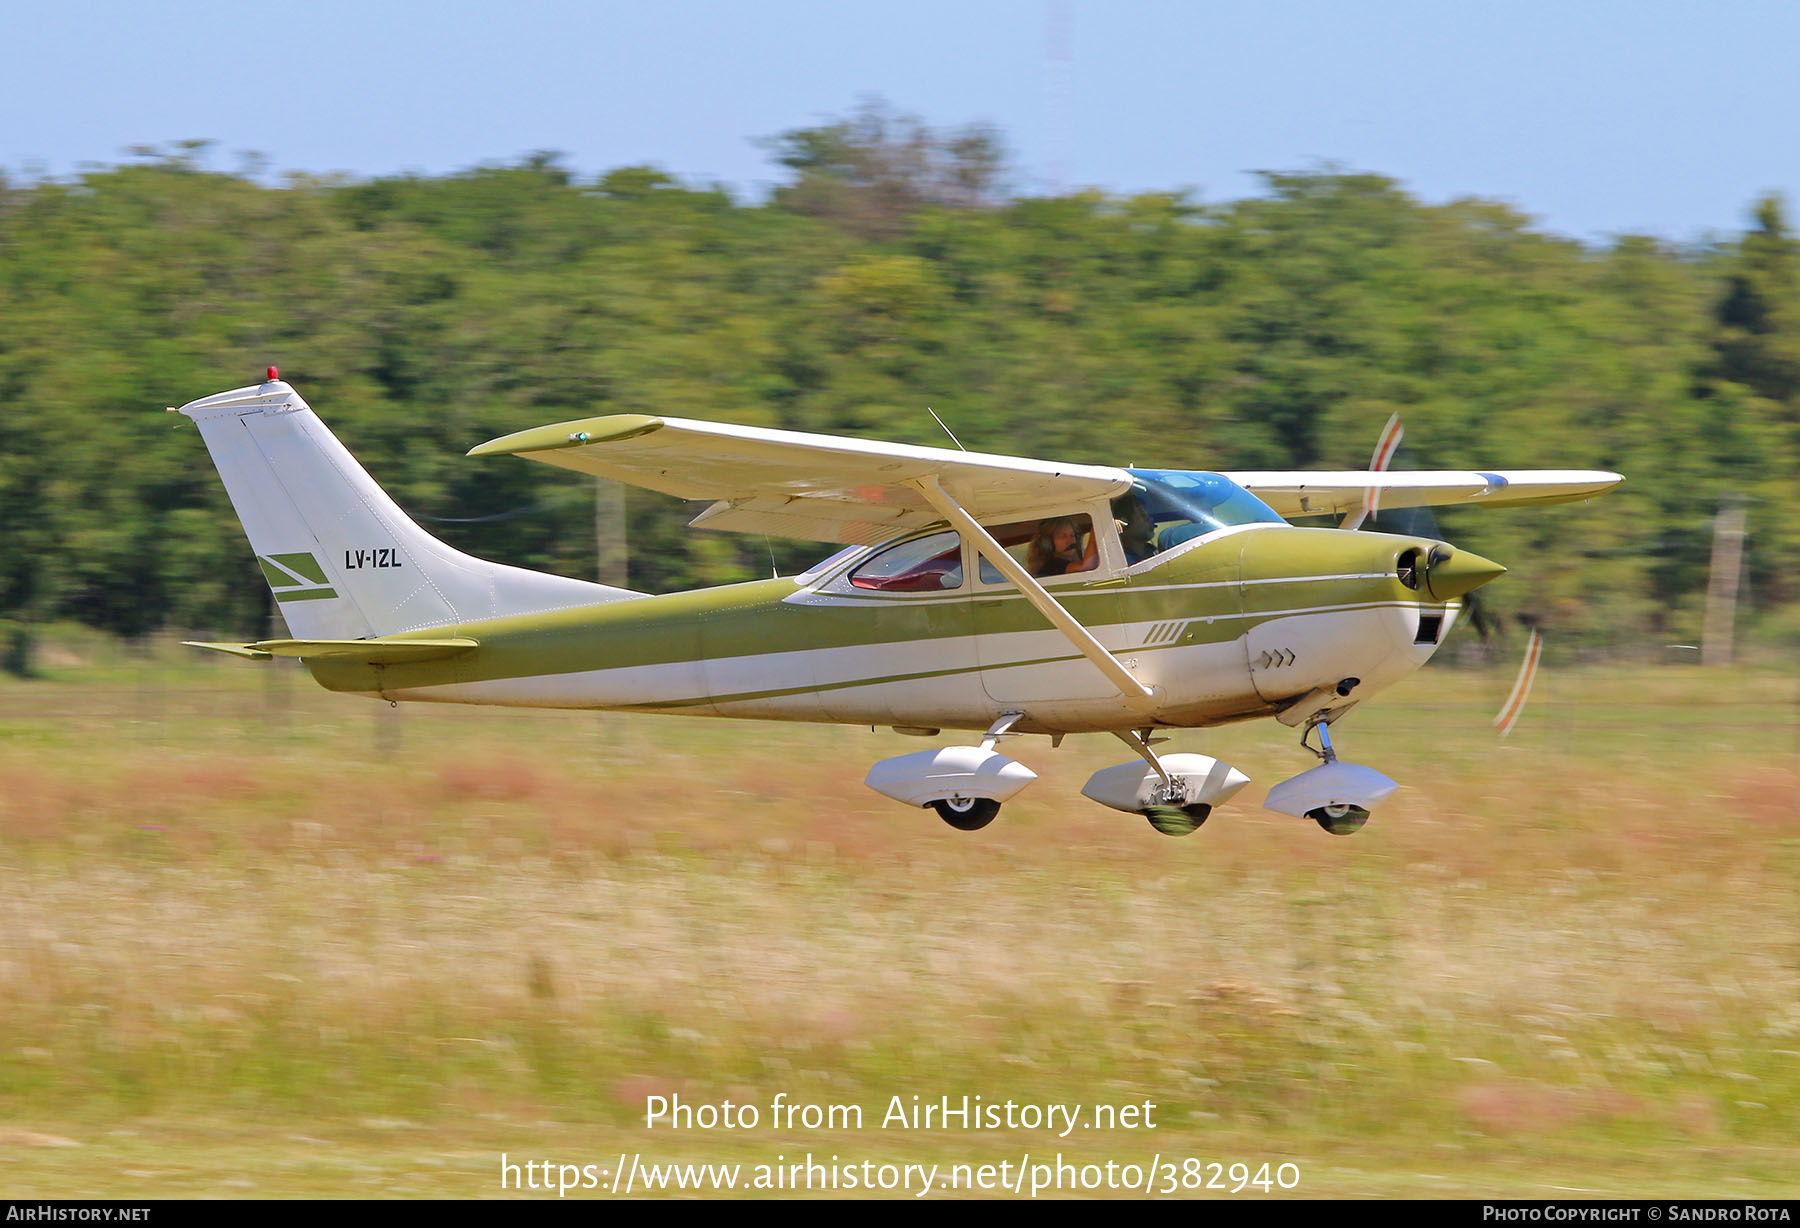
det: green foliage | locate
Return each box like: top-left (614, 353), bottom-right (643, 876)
top-left (0, 131), bottom-right (1787, 646)
top-left (766, 98), bottom-right (1008, 239)
top-left (0, 619), bottom-right (31, 677)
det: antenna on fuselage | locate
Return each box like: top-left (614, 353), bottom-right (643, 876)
top-left (927, 407), bottom-right (968, 452)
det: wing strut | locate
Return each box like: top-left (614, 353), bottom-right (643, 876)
top-left (910, 475), bottom-right (1156, 704)
top-left (1113, 728), bottom-right (1173, 784)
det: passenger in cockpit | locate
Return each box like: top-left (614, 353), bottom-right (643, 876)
top-left (1028, 517), bottom-right (1098, 577)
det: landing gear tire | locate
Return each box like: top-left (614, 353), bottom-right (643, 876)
top-left (1308, 803), bottom-right (1370, 836)
top-left (932, 797), bottom-right (1000, 831)
top-left (1144, 803), bottom-right (1212, 837)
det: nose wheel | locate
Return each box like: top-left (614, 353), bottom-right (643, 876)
top-left (1308, 801), bottom-right (1370, 835)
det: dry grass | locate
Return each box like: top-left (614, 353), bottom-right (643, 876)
top-left (1, 655), bottom-right (1797, 1196)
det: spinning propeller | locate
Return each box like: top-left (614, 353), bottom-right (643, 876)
top-left (1343, 414), bottom-right (1544, 738)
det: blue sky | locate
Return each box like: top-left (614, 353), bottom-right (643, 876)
top-left (5, 0), bottom-right (1797, 242)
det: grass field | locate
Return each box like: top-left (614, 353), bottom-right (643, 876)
top-left (2, 642), bottom-right (1798, 1198)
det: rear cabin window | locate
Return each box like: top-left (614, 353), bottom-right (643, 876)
top-left (848, 530), bottom-right (964, 592)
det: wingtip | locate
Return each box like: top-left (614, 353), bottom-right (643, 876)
top-left (469, 414), bottom-right (665, 458)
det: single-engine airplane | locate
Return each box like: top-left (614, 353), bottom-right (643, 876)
top-left (175, 370), bottom-right (1621, 837)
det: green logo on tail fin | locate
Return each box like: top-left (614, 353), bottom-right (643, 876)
top-left (257, 553), bottom-right (337, 601)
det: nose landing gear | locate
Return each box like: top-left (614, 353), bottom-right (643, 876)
top-left (1263, 717), bottom-right (1397, 835)
top-left (1309, 800), bottom-right (1370, 835)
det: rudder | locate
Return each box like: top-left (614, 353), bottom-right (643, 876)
top-left (174, 373), bottom-right (636, 639)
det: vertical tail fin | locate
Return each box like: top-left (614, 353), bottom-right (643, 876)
top-left (174, 375), bottom-right (637, 639)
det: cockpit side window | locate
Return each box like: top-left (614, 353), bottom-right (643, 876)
top-left (1119, 470), bottom-right (1286, 562)
top-left (1112, 493), bottom-right (1158, 565)
top-left (848, 530), bottom-right (965, 592)
top-left (975, 514), bottom-right (1101, 584)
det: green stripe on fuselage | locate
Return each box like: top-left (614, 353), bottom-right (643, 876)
top-left (302, 527), bottom-right (1423, 696)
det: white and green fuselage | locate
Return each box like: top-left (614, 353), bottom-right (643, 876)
top-left (174, 376), bottom-right (1526, 759)
top-left (302, 525), bottom-right (1455, 737)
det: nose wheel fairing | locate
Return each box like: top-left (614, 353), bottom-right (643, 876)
top-left (1262, 716), bottom-right (1399, 835)
top-left (1264, 759), bottom-right (1398, 823)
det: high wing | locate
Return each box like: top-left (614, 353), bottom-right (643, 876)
top-left (470, 414), bottom-right (1133, 544)
top-left (1216, 469), bottom-right (1623, 521)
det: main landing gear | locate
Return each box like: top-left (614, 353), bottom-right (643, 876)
top-left (866, 716), bottom-right (1256, 836)
top-left (864, 713), bottom-right (1037, 832)
top-left (931, 796), bottom-right (1001, 831)
top-left (1144, 802), bottom-right (1213, 838)
top-left (1262, 717), bottom-right (1399, 835)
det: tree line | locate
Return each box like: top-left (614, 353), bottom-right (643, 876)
top-left (2, 111), bottom-right (1795, 658)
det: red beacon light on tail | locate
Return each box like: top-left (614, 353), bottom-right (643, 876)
top-left (265, 366), bottom-right (280, 382)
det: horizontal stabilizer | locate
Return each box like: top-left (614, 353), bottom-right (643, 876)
top-left (184, 637), bottom-right (478, 664)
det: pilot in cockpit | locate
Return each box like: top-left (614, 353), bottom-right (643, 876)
top-left (1111, 493), bottom-right (1156, 565)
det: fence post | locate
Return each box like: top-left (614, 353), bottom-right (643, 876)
top-left (1702, 494), bottom-right (1747, 667)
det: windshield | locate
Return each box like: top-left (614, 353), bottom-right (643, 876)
top-left (1116, 469), bottom-right (1286, 562)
